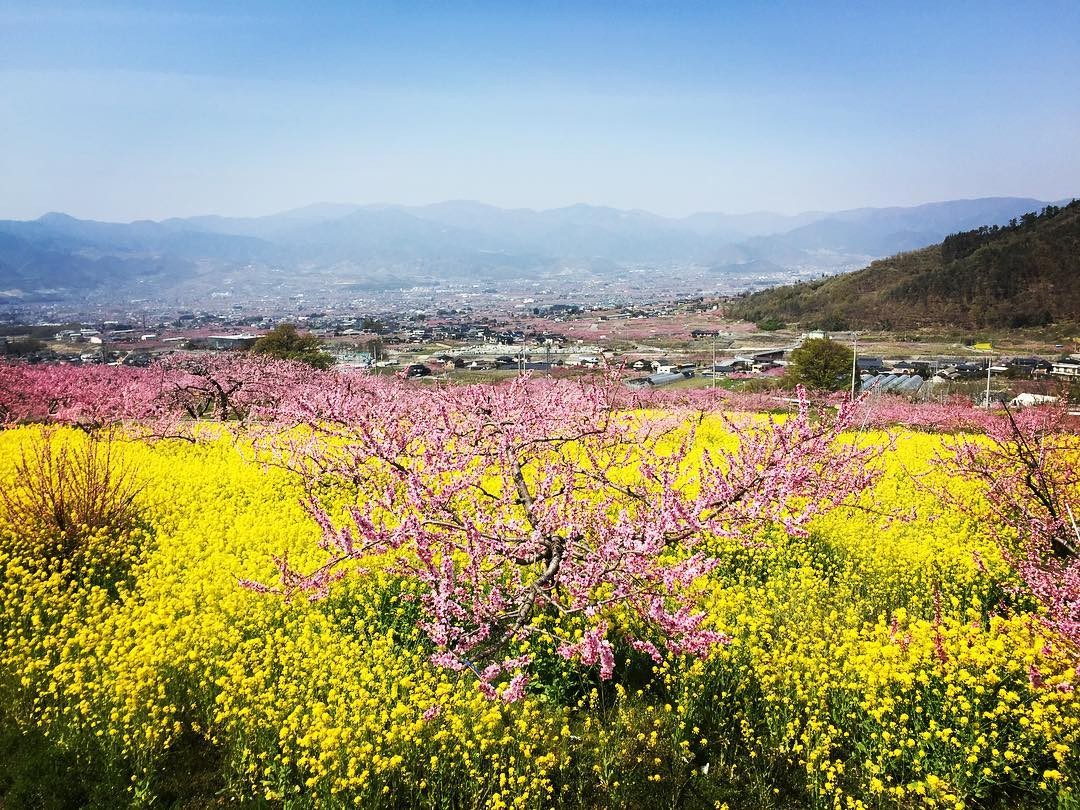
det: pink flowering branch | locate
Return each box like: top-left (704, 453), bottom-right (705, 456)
top-left (943, 401), bottom-right (1080, 655)
top-left (249, 374), bottom-right (880, 698)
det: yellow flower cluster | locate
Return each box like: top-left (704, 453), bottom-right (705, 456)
top-left (0, 425), bottom-right (1076, 808)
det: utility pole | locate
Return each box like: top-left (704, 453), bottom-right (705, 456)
top-left (711, 334), bottom-right (717, 389)
top-left (850, 331), bottom-right (859, 402)
top-left (984, 353), bottom-right (993, 408)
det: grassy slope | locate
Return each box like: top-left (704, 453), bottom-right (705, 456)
top-left (731, 201), bottom-right (1080, 331)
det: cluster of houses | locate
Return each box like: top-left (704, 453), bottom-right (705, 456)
top-left (623, 350), bottom-right (785, 389)
top-left (7, 307), bottom-right (1080, 407)
top-left (622, 349), bottom-right (1080, 395)
top-left (625, 361), bottom-right (700, 389)
top-left (854, 354), bottom-right (1080, 404)
top-left (7, 344), bottom-right (155, 367)
top-left (364, 319), bottom-right (571, 349)
top-left (427, 354), bottom-right (565, 373)
top-left (854, 355), bottom-right (1080, 399)
top-left (54, 326), bottom-right (161, 345)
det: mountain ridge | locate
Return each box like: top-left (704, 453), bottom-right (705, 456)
top-left (0, 197), bottom-right (1070, 305)
top-left (729, 199), bottom-right (1080, 331)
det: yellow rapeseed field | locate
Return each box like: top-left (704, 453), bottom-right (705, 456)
top-left (0, 424), bottom-right (1077, 808)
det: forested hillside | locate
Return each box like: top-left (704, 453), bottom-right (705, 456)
top-left (730, 200), bottom-right (1080, 330)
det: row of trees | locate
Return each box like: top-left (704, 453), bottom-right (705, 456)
top-left (0, 353), bottom-right (320, 431)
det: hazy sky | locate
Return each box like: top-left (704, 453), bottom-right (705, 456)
top-left (2, 1), bottom-right (1079, 221)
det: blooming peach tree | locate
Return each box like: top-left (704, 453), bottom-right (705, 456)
top-left (945, 402), bottom-right (1080, 654)
top-left (249, 373), bottom-right (881, 699)
top-left (157, 352), bottom-right (317, 424)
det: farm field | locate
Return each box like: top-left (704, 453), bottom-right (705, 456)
top-left (0, 364), bottom-right (1078, 809)
top-left (6, 4), bottom-right (1079, 808)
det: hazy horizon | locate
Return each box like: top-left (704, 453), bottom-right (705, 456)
top-left (10, 194), bottom-right (1079, 227)
top-left (2, 1), bottom-right (1078, 222)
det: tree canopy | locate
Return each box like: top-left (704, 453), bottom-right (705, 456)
top-left (251, 324), bottom-right (334, 369)
top-left (785, 338), bottom-right (853, 392)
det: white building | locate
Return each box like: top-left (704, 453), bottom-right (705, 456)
top-left (1008, 392), bottom-right (1059, 408)
top-left (1050, 357), bottom-right (1080, 378)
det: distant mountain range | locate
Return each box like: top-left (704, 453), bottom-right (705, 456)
top-left (729, 199), bottom-right (1080, 331)
top-left (0, 197), bottom-right (1069, 305)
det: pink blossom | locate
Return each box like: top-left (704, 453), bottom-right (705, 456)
top-left (942, 401), bottom-right (1080, 656)
top-left (249, 374), bottom-right (879, 698)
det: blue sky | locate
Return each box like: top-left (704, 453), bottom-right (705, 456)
top-left (2, 1), bottom-right (1078, 220)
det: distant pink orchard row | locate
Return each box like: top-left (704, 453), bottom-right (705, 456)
top-left (2, 356), bottom-right (1049, 435)
top-left (0, 355), bottom-right (320, 433)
